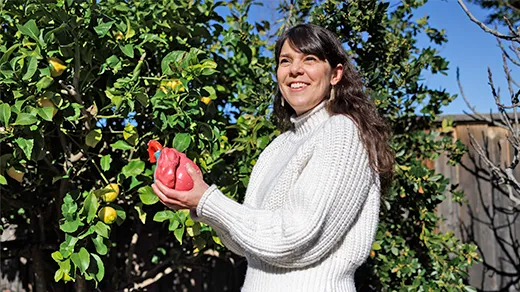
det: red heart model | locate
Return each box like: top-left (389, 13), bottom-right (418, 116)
top-left (148, 141), bottom-right (201, 191)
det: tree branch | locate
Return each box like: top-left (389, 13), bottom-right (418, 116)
top-left (457, 67), bottom-right (503, 126)
top-left (468, 131), bottom-right (520, 207)
top-left (457, 0), bottom-right (520, 41)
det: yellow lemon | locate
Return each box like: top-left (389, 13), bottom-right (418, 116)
top-left (6, 167), bottom-right (24, 183)
top-left (161, 79), bottom-right (184, 93)
top-left (48, 57), bottom-right (67, 77)
top-left (101, 183), bottom-right (120, 203)
top-left (199, 97), bottom-right (212, 105)
top-left (98, 206), bottom-right (117, 225)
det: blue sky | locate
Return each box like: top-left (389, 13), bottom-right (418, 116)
top-left (248, 0), bottom-right (512, 115)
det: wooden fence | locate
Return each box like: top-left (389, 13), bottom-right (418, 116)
top-left (435, 114), bottom-right (520, 292)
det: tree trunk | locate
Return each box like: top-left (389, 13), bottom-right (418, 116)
top-left (31, 247), bottom-right (47, 292)
top-left (31, 209), bottom-right (47, 292)
top-left (75, 275), bottom-right (87, 291)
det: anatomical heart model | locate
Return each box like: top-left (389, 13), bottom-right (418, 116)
top-left (147, 140), bottom-right (201, 191)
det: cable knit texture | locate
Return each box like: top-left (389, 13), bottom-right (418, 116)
top-left (195, 101), bottom-right (380, 291)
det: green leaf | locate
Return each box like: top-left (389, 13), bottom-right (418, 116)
top-left (138, 186), bottom-right (159, 205)
top-left (94, 21), bottom-right (114, 36)
top-left (256, 136), bottom-right (269, 149)
top-left (22, 56), bottom-right (38, 81)
top-left (16, 20), bottom-right (41, 45)
top-left (120, 44), bottom-right (134, 58)
top-left (14, 113), bottom-right (38, 126)
top-left (62, 194), bottom-right (78, 220)
top-left (174, 227), bottom-right (184, 244)
top-left (91, 253), bottom-right (105, 282)
top-left (153, 210), bottom-right (175, 222)
top-left (110, 140), bottom-right (133, 150)
top-left (123, 123), bottom-right (138, 145)
top-left (100, 155), bottom-right (111, 171)
top-left (172, 133), bottom-right (191, 152)
top-left (93, 221), bottom-right (109, 238)
top-left (161, 51), bottom-right (187, 75)
top-left (0, 104), bottom-right (11, 126)
top-left (0, 44), bottom-right (20, 64)
top-left (78, 226), bottom-right (95, 240)
top-left (86, 129), bottom-right (102, 148)
top-left (54, 269), bottom-right (64, 282)
top-left (14, 137), bottom-right (34, 160)
top-left (92, 235), bottom-right (108, 255)
top-left (60, 217), bottom-right (80, 233)
top-left (168, 218), bottom-right (180, 231)
top-left (0, 175), bottom-right (7, 185)
top-left (112, 204), bottom-right (126, 226)
top-left (51, 251), bottom-right (64, 262)
top-left (122, 160), bottom-right (145, 177)
top-left (187, 222), bottom-right (200, 237)
top-left (372, 242), bottom-right (382, 251)
top-left (37, 107), bottom-right (55, 121)
top-left (58, 258), bottom-right (71, 275)
top-left (84, 192), bottom-right (99, 223)
top-left (59, 234), bottom-right (78, 258)
top-left (78, 247), bottom-right (90, 273)
top-left (36, 76), bottom-right (54, 92)
top-left (129, 176), bottom-right (142, 190)
top-left (70, 252), bottom-right (80, 271)
top-left (134, 202), bottom-right (146, 224)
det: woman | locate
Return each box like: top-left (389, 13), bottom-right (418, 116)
top-left (152, 24), bottom-right (394, 291)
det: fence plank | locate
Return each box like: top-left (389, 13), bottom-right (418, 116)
top-left (436, 123), bottom-right (520, 291)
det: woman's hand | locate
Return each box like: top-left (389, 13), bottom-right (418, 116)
top-left (152, 163), bottom-right (209, 210)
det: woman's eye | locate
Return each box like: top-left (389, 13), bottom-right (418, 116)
top-left (305, 56), bottom-right (317, 62)
top-left (279, 58), bottom-right (289, 64)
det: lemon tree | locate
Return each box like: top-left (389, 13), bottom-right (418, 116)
top-left (0, 0), bottom-right (274, 290)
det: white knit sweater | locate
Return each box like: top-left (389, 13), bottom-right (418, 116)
top-left (195, 101), bottom-right (380, 291)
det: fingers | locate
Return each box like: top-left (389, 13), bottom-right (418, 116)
top-left (185, 163), bottom-right (202, 180)
top-left (155, 180), bottom-right (186, 200)
top-left (152, 183), bottom-right (185, 209)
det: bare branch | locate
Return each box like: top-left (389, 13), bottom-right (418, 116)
top-left (457, 0), bottom-right (520, 41)
top-left (506, 174), bottom-right (520, 206)
top-left (499, 39), bottom-right (520, 67)
top-left (503, 51), bottom-right (516, 100)
top-left (488, 68), bottom-right (514, 131)
top-left (469, 131), bottom-right (520, 207)
top-left (503, 16), bottom-right (519, 36)
top-left (457, 67), bottom-right (494, 124)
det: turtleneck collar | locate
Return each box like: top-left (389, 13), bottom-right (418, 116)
top-left (289, 101), bottom-right (331, 137)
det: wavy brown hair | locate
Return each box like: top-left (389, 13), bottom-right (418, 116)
top-left (273, 24), bottom-right (394, 190)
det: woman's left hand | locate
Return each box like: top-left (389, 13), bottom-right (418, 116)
top-left (152, 163), bottom-right (209, 210)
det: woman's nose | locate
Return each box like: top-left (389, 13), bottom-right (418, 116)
top-left (289, 61), bottom-right (304, 75)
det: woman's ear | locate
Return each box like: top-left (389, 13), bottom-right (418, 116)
top-left (330, 64), bottom-right (344, 86)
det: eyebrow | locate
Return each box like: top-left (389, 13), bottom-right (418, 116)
top-left (279, 53), bottom-right (292, 58)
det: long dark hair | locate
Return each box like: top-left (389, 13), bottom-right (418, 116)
top-left (273, 24), bottom-right (394, 187)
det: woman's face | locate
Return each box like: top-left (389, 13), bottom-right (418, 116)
top-left (277, 40), bottom-right (343, 116)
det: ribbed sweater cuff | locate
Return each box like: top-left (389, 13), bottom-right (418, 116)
top-left (195, 184), bottom-right (242, 228)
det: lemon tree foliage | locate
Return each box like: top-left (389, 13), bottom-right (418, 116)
top-left (0, 0), bottom-right (274, 289)
top-left (0, 0), bottom-right (477, 291)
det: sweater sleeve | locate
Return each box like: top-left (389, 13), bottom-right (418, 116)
top-left (195, 116), bottom-right (375, 268)
top-left (210, 219), bottom-right (246, 257)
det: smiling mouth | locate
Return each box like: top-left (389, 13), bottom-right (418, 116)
top-left (289, 82), bottom-right (309, 89)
